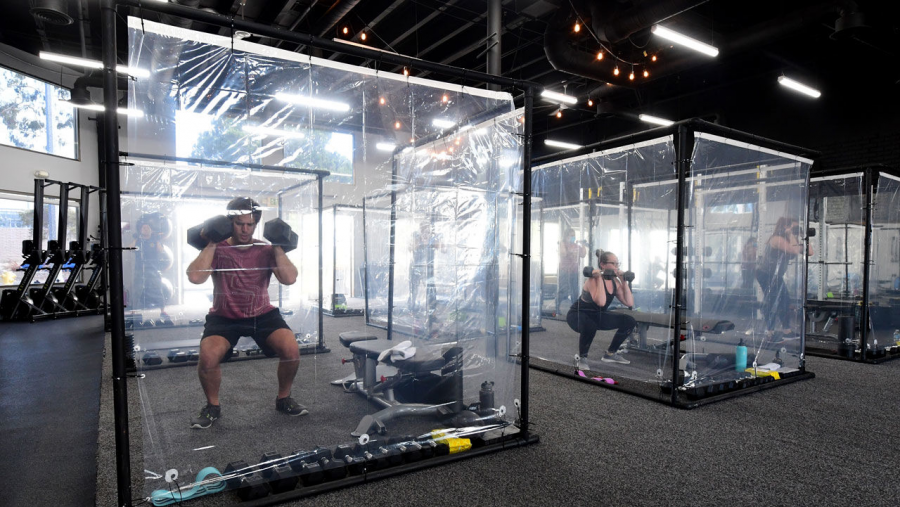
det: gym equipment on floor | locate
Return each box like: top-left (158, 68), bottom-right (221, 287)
top-left (337, 334), bottom-right (505, 437)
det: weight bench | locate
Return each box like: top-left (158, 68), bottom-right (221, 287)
top-left (343, 338), bottom-right (465, 437)
top-left (332, 331), bottom-right (397, 386)
top-left (608, 309), bottom-right (735, 349)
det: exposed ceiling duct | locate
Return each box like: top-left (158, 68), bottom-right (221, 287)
top-left (544, 0), bottom-right (709, 87)
top-left (30, 0), bottom-right (74, 26)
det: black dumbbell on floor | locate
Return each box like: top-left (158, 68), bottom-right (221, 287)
top-left (187, 215), bottom-right (233, 250)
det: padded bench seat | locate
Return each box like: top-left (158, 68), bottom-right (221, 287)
top-left (348, 339), bottom-right (448, 373)
top-left (339, 331), bottom-right (379, 348)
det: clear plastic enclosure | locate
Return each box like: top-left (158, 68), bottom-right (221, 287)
top-left (531, 129), bottom-right (813, 403)
top-left (807, 169), bottom-right (900, 360)
top-left (124, 17), bottom-right (527, 504)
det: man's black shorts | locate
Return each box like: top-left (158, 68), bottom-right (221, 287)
top-left (201, 308), bottom-right (291, 357)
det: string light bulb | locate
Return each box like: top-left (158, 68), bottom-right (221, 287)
top-left (402, 67), bottom-right (409, 76)
top-left (643, 69), bottom-right (649, 78)
top-left (360, 32), bottom-right (367, 41)
top-left (379, 97), bottom-right (386, 105)
top-left (613, 66), bottom-right (620, 76)
top-left (596, 51), bottom-right (604, 61)
top-left (629, 70), bottom-right (635, 80)
top-left (574, 22), bottom-right (581, 33)
top-left (652, 55), bottom-right (657, 62)
top-left (342, 27), bottom-right (349, 35)
top-left (556, 109), bottom-right (562, 118)
top-left (394, 121), bottom-right (401, 129)
top-left (442, 95), bottom-right (448, 103)
top-left (588, 99), bottom-right (594, 107)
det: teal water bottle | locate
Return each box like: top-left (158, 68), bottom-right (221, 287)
top-left (735, 338), bottom-right (748, 371)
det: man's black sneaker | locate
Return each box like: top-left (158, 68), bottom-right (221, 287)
top-left (276, 397), bottom-right (309, 416)
top-left (190, 403), bottom-right (220, 429)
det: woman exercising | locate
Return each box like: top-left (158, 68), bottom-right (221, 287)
top-left (566, 249), bottom-right (636, 369)
top-left (756, 217), bottom-right (813, 337)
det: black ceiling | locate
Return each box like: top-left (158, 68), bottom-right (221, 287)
top-left (3, 0), bottom-right (899, 159)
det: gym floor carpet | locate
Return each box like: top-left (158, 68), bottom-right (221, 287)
top-left (4, 314), bottom-right (900, 506)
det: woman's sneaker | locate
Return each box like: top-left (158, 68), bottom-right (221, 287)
top-left (601, 352), bottom-right (630, 364)
top-left (190, 403), bottom-right (220, 429)
top-left (276, 397), bottom-right (309, 416)
top-left (574, 354), bottom-right (589, 370)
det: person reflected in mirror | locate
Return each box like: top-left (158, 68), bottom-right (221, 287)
top-left (558, 227), bottom-right (587, 308)
top-left (756, 217), bottom-right (813, 338)
top-left (567, 249), bottom-right (635, 369)
top-left (741, 237), bottom-right (758, 290)
top-left (130, 220), bottom-right (171, 324)
top-left (186, 197), bottom-right (304, 429)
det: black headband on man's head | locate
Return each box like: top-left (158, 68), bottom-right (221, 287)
top-left (226, 197), bottom-right (262, 222)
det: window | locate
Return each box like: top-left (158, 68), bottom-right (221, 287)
top-left (0, 193), bottom-right (80, 287)
top-left (175, 111), bottom-right (354, 184)
top-left (0, 66), bottom-right (78, 159)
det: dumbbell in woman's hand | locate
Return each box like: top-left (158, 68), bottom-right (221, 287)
top-left (583, 266), bottom-right (595, 278)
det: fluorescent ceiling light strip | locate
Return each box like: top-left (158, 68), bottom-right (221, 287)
top-left (651, 25), bottom-right (719, 57)
top-left (62, 101), bottom-right (143, 116)
top-left (376, 142), bottom-right (396, 152)
top-left (432, 118), bottom-right (456, 129)
top-left (39, 51), bottom-right (150, 77)
top-left (241, 124), bottom-right (305, 139)
top-left (544, 139), bottom-right (583, 150)
top-left (274, 92), bottom-right (351, 112)
top-left (639, 114), bottom-right (674, 126)
top-left (777, 76), bottom-right (821, 98)
top-left (119, 66), bottom-right (150, 78)
top-left (540, 89), bottom-right (578, 105)
top-left (40, 51), bottom-right (102, 69)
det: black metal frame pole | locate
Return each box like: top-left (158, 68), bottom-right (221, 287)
top-left (57, 181), bottom-right (69, 249)
top-left (362, 197), bottom-right (371, 325)
top-left (670, 126), bottom-right (693, 405)
top-left (860, 168), bottom-right (874, 360)
top-left (332, 204), bottom-right (338, 306)
top-left (277, 194), bottom-right (284, 308)
top-left (387, 155), bottom-right (397, 341)
top-left (101, 1), bottom-right (131, 505)
top-left (520, 87), bottom-right (533, 436)
top-left (626, 180), bottom-right (633, 282)
top-left (799, 164), bottom-right (813, 369)
top-left (318, 175), bottom-right (324, 349)
top-left (33, 178), bottom-right (44, 250)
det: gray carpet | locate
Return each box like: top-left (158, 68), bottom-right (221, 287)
top-left (87, 315), bottom-right (900, 506)
top-left (0, 316), bottom-right (104, 507)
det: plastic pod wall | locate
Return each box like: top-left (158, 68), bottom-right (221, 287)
top-left (123, 16), bottom-right (529, 505)
top-left (530, 125), bottom-right (815, 405)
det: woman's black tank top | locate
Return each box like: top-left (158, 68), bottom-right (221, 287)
top-left (580, 278), bottom-right (616, 311)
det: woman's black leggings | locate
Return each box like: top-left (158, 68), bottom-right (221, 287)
top-left (566, 304), bottom-right (636, 357)
top-left (756, 271), bottom-right (792, 331)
